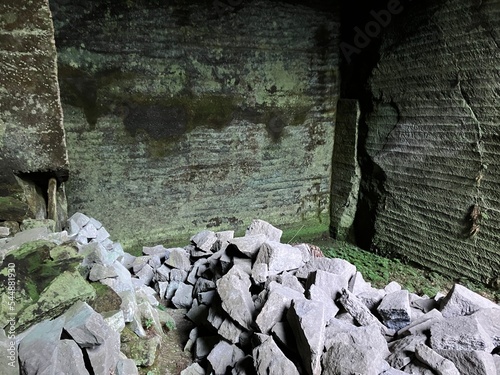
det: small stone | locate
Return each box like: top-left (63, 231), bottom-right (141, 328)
top-left (180, 363), bottom-right (205, 375)
top-left (165, 248), bottom-right (191, 271)
top-left (307, 269), bottom-right (348, 301)
top-left (387, 335), bottom-right (428, 369)
top-left (219, 318), bottom-right (244, 344)
top-left (135, 264), bottom-right (155, 285)
top-left (229, 234), bottom-right (267, 258)
top-left (116, 358), bottom-right (139, 375)
top-left (308, 284), bottom-right (339, 323)
top-left (142, 244), bottom-right (168, 256)
top-left (0, 227), bottom-right (10, 238)
top-left (95, 226), bottom-right (110, 243)
top-left (155, 264), bottom-right (171, 282)
top-left (89, 264), bottom-right (118, 281)
top-left (80, 222), bottom-right (98, 239)
top-left (191, 230), bottom-right (218, 253)
top-left (172, 283), bottom-right (194, 309)
top-left (197, 290), bottom-right (216, 305)
top-left (472, 308), bottom-right (500, 347)
top-left (233, 257), bottom-right (252, 275)
top-left (385, 281), bottom-right (402, 294)
top-left (278, 271), bottom-right (305, 294)
top-left (101, 310), bottom-right (126, 333)
top-left (415, 344), bottom-right (460, 375)
top-left (349, 271), bottom-right (372, 295)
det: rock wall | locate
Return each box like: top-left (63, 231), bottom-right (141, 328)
top-left (350, 0), bottom-right (500, 284)
top-left (51, 1), bottom-right (339, 250)
top-left (0, 0), bottom-right (68, 225)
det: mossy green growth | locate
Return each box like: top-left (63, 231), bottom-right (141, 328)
top-left (0, 195), bottom-right (28, 221)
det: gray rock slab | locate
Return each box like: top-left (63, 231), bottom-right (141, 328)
top-left (165, 280), bottom-right (181, 300)
top-left (357, 287), bottom-right (386, 311)
top-left (89, 263), bottom-right (118, 281)
top-left (155, 264), bottom-right (171, 282)
top-left (252, 336), bottom-right (300, 375)
top-left (170, 268), bottom-right (188, 282)
top-left (387, 335), bottom-right (427, 369)
top-left (255, 241), bottom-right (305, 275)
top-left (191, 230), bottom-right (218, 253)
top-left (84, 321), bottom-right (121, 374)
top-left (207, 341), bottom-right (245, 375)
top-left (142, 244), bottom-right (168, 256)
top-left (194, 277), bottom-right (216, 295)
top-left (80, 222), bottom-right (98, 239)
top-left (403, 361), bottom-right (435, 375)
top-left (245, 219), bottom-right (283, 242)
top-left (287, 299), bottom-right (326, 375)
top-left (135, 263), bottom-right (155, 285)
top-left (322, 340), bottom-right (390, 375)
top-left (398, 308), bottom-right (443, 336)
top-left (197, 290), bottom-right (217, 305)
top-left (101, 310), bottom-right (125, 333)
top-left (252, 262), bottom-right (268, 284)
top-left (0, 226), bottom-right (10, 237)
top-left (233, 257), bottom-right (253, 275)
top-left (119, 290), bottom-right (138, 322)
top-left (440, 284), bottom-right (499, 318)
top-left (116, 358), bottom-right (139, 375)
top-left (256, 284), bottom-right (305, 334)
top-left (412, 297), bottom-right (438, 313)
top-left (339, 288), bottom-right (387, 334)
top-left (147, 255), bottom-right (162, 270)
top-left (219, 318), bottom-right (243, 344)
top-left (377, 290), bottom-right (411, 331)
top-left (165, 248), bottom-right (191, 271)
top-left (195, 336), bottom-right (220, 359)
top-left (216, 265), bottom-right (255, 330)
top-left (494, 355), bottom-right (500, 374)
top-left (381, 369), bottom-right (409, 375)
top-left (415, 344), bottom-right (460, 375)
top-left (295, 257), bottom-right (356, 281)
top-left (436, 350), bottom-right (497, 375)
top-left (228, 234), bottom-right (267, 258)
top-left (278, 271), bottom-right (305, 294)
top-left (68, 212), bottom-right (91, 230)
top-left (308, 284), bottom-right (339, 323)
top-left (271, 321), bottom-right (298, 353)
top-left (385, 281), bottom-right (402, 294)
top-left (62, 301), bottom-right (108, 347)
top-left (430, 315), bottom-right (495, 352)
top-left (207, 305), bottom-right (225, 330)
top-left (472, 308), bottom-right (500, 347)
top-left (307, 269), bottom-right (348, 301)
top-left (172, 283), bottom-right (194, 309)
top-left (349, 271), bottom-right (372, 295)
top-left (81, 242), bottom-right (116, 267)
top-left (185, 304), bottom-right (209, 326)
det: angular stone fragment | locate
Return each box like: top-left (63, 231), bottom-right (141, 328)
top-left (436, 350), bottom-right (497, 375)
top-left (287, 299), bottom-right (326, 375)
top-left (252, 262), bottom-right (268, 284)
top-left (430, 315), bottom-right (495, 352)
top-left (385, 281), bottom-right (402, 293)
top-left (440, 284), bottom-right (499, 318)
top-left (415, 344), bottom-right (460, 375)
top-left (89, 263), bottom-right (118, 281)
top-left (63, 301), bottom-right (108, 347)
top-left (472, 308), bottom-right (500, 347)
top-left (387, 335), bottom-right (427, 370)
top-left (278, 271), bottom-right (305, 294)
top-left (357, 287), bottom-right (386, 310)
top-left (403, 361), bottom-right (435, 375)
top-left (0, 226), bottom-right (10, 237)
top-left (245, 219), bottom-right (283, 242)
top-left (165, 248), bottom-right (191, 271)
top-left (233, 257), bottom-right (252, 275)
top-left (349, 271), bottom-right (372, 295)
top-left (398, 308), bottom-right (443, 336)
top-left (207, 341), bottom-right (245, 375)
top-left (411, 296), bottom-right (438, 313)
top-left (377, 290), bottom-right (411, 331)
top-left (339, 289), bottom-right (387, 333)
top-left (135, 263), bottom-right (155, 284)
top-left (228, 234), bottom-right (267, 258)
top-left (308, 284), bottom-right (339, 323)
top-left (307, 269), bottom-right (348, 301)
top-left (195, 336), bottom-right (220, 359)
top-left (172, 283), bottom-right (194, 309)
top-left (198, 290), bottom-right (216, 305)
top-left (255, 241), bottom-right (304, 275)
top-left (253, 336), bottom-right (299, 375)
top-left (216, 266), bottom-right (255, 330)
top-left (186, 304), bottom-right (209, 326)
top-left (493, 355), bottom-right (500, 374)
top-left (295, 257), bottom-right (356, 281)
top-left (219, 318), bottom-right (244, 344)
top-left (191, 230), bottom-right (218, 253)
top-left (155, 264), bottom-right (171, 282)
top-left (101, 310), bottom-right (125, 333)
top-left (256, 284), bottom-right (304, 334)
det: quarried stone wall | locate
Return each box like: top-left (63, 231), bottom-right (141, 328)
top-left (51, 1), bottom-right (339, 250)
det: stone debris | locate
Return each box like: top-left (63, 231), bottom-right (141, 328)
top-left (5, 215), bottom-right (500, 375)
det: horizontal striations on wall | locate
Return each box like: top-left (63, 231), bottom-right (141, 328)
top-left (364, 0), bottom-right (500, 284)
top-left (52, 0), bottom-right (340, 249)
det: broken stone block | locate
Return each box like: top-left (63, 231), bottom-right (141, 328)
top-left (142, 244), bottom-right (168, 256)
top-left (165, 281), bottom-right (181, 301)
top-left (116, 358), bottom-right (139, 375)
top-left (119, 290), bottom-right (138, 322)
top-left (89, 263), bottom-right (118, 281)
top-left (219, 318), bottom-right (244, 344)
top-left (415, 344), bottom-right (460, 375)
top-left (63, 301), bottom-right (109, 347)
top-left (155, 264), bottom-right (171, 282)
top-left (228, 234), bottom-right (267, 258)
top-left (207, 341), bottom-right (245, 375)
top-left (181, 362), bottom-right (205, 375)
top-left (357, 287), bottom-right (386, 311)
top-left (95, 226), bottom-right (110, 243)
top-left (252, 336), bottom-right (300, 375)
top-left (172, 283), bottom-right (194, 309)
top-left (194, 277), bottom-right (216, 295)
top-left (147, 255), bottom-right (162, 270)
top-left (493, 355), bottom-right (499, 373)
top-left (398, 308), bottom-right (443, 337)
top-left (271, 321), bottom-right (298, 352)
top-left (245, 219), bottom-right (283, 242)
top-left (252, 262), bottom-right (268, 284)
top-left (101, 310), bottom-right (125, 333)
top-left (216, 266), bottom-right (255, 330)
top-left (385, 281), bottom-right (402, 294)
top-left (295, 257), bottom-right (356, 281)
top-left (191, 230), bottom-right (218, 253)
top-left (81, 242), bottom-right (116, 267)
top-left (294, 243), bottom-right (312, 263)
top-left (207, 304), bottom-right (225, 330)
top-left (135, 263), bottom-right (155, 285)
top-left (197, 290), bottom-right (216, 305)
top-left (84, 325), bottom-right (121, 375)
top-left (80, 222), bottom-right (98, 239)
top-left (339, 289), bottom-right (387, 333)
top-left (68, 212), bottom-right (91, 231)
top-left (307, 269), bottom-right (348, 301)
top-left (233, 257), bottom-right (253, 275)
top-left (186, 304), bottom-right (209, 326)
top-left (195, 336), bottom-right (220, 359)
top-left (472, 308), bottom-right (500, 347)
top-left (308, 284), bottom-right (339, 323)
top-left (135, 285), bottom-right (159, 306)
top-left (322, 340), bottom-right (390, 375)
top-left (19, 318), bottom-right (89, 375)
top-left (256, 284), bottom-right (304, 334)
top-left (377, 290), bottom-right (411, 331)
top-left (255, 241), bottom-right (305, 275)
top-left (287, 299), bottom-right (326, 375)
top-left (349, 271), bottom-right (372, 295)
top-left (403, 360), bottom-right (435, 375)
top-left (232, 355), bottom-right (256, 375)
top-left (0, 226), bottom-right (10, 238)
top-left (440, 284), bottom-right (499, 318)
top-left (436, 349), bottom-right (497, 375)
top-left (430, 315), bottom-right (495, 352)
top-left (165, 248), bottom-right (191, 271)
top-left (170, 268), bottom-right (188, 282)
top-left (278, 271), bottom-right (305, 294)
top-left (411, 296), bottom-right (438, 313)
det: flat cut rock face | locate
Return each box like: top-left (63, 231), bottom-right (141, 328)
top-left (53, 0), bottom-right (339, 250)
top-left (0, 0), bottom-right (68, 222)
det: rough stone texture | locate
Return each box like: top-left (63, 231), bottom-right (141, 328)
top-left (0, 0), bottom-right (69, 223)
top-left (245, 219), bottom-right (283, 242)
top-left (345, 0), bottom-right (500, 285)
top-left (53, 0), bottom-right (339, 250)
top-left (377, 290), bottom-right (411, 331)
top-left (255, 241), bottom-right (304, 275)
top-left (440, 284), bottom-right (500, 318)
top-left (252, 335), bottom-right (300, 375)
top-left (330, 99), bottom-right (361, 240)
top-left (415, 344), bottom-right (460, 375)
top-left (436, 350), bottom-right (497, 375)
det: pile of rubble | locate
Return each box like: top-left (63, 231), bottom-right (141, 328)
top-left (124, 219), bottom-right (500, 375)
